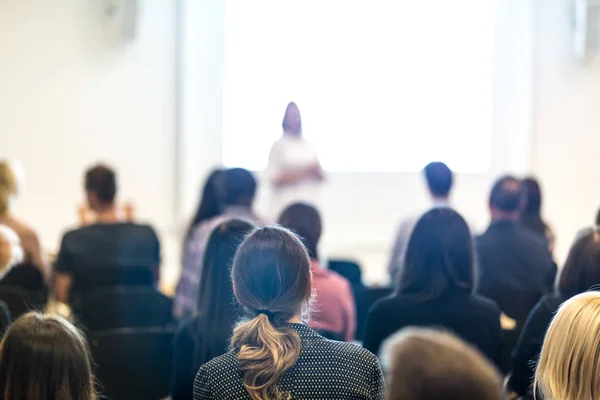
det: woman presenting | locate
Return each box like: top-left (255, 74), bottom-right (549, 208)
top-left (267, 102), bottom-right (324, 218)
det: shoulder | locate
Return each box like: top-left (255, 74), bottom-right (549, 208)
top-left (369, 294), bottom-right (402, 315)
top-left (470, 293), bottom-right (502, 315)
top-left (317, 338), bottom-right (380, 365)
top-left (196, 351), bottom-right (238, 375)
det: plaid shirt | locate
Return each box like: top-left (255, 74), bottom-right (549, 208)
top-left (174, 207), bottom-right (263, 318)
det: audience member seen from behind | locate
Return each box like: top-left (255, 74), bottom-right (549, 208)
top-left (0, 312), bottom-right (97, 400)
top-left (510, 229), bottom-right (600, 398)
top-left (0, 160), bottom-right (49, 281)
top-left (176, 168), bottom-right (263, 318)
top-left (364, 208), bottom-right (502, 367)
top-left (171, 219), bottom-right (254, 400)
top-left (0, 225), bottom-right (24, 333)
top-left (54, 164), bottom-right (161, 303)
top-left (475, 176), bottom-right (555, 326)
top-left (520, 177), bottom-right (555, 254)
top-left (388, 161), bottom-right (454, 281)
top-left (193, 226), bottom-right (385, 400)
top-left (384, 328), bottom-right (505, 400)
top-left (534, 292), bottom-right (600, 400)
top-left (278, 203), bottom-right (356, 341)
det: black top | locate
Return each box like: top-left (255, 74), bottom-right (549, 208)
top-left (55, 222), bottom-right (160, 278)
top-left (509, 294), bottom-right (565, 398)
top-left (0, 300), bottom-right (10, 337)
top-left (171, 315), bottom-right (237, 400)
top-left (193, 324), bottom-right (385, 400)
top-left (475, 220), bottom-right (556, 324)
top-left (363, 290), bottom-right (503, 367)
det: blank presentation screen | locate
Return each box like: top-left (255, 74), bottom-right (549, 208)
top-left (222, 1), bottom-right (495, 172)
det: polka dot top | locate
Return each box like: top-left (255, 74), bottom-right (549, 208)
top-left (193, 323), bottom-right (385, 399)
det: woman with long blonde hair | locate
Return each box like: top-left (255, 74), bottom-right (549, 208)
top-left (534, 291), bottom-right (600, 400)
top-left (193, 226), bottom-right (384, 400)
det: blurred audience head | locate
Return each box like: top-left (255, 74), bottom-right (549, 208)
top-left (278, 202), bottom-right (322, 260)
top-left (489, 175), bottom-right (521, 220)
top-left (384, 328), bottom-right (504, 400)
top-left (187, 168), bottom-right (224, 238)
top-left (521, 177), bottom-right (542, 216)
top-left (595, 207), bottom-right (600, 226)
top-left (222, 168), bottom-right (257, 208)
top-left (535, 291), bottom-right (600, 400)
top-left (0, 225), bottom-right (23, 275)
top-left (231, 226), bottom-right (312, 400)
top-left (423, 162), bottom-right (453, 200)
top-left (397, 207), bottom-right (474, 300)
top-left (282, 101), bottom-right (302, 135)
top-left (84, 164), bottom-right (117, 212)
top-left (558, 229), bottom-right (600, 299)
top-left (0, 161), bottom-right (17, 216)
top-left (0, 312), bottom-right (96, 400)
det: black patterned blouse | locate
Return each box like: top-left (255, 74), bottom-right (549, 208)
top-left (193, 323), bottom-right (385, 399)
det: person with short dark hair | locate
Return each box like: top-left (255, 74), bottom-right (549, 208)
top-left (54, 164), bottom-right (161, 303)
top-left (475, 176), bottom-right (555, 327)
top-left (175, 168), bottom-right (263, 318)
top-left (388, 162), bottom-right (455, 282)
top-left (278, 203), bottom-right (356, 341)
top-left (364, 208), bottom-right (503, 367)
top-left (0, 312), bottom-right (98, 400)
top-left (509, 229), bottom-right (600, 398)
top-left (520, 177), bottom-right (554, 250)
top-left (384, 328), bottom-right (505, 400)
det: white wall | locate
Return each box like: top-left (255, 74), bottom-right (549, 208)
top-left (0, 0), bottom-right (178, 284)
top-left (532, 0), bottom-right (600, 262)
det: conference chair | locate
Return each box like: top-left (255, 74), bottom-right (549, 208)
top-left (354, 286), bottom-right (393, 342)
top-left (0, 285), bottom-right (46, 319)
top-left (327, 259), bottom-right (365, 289)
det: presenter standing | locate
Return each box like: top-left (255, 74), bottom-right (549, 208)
top-left (267, 102), bottom-right (324, 218)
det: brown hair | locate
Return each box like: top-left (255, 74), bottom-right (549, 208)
top-left (384, 328), bottom-right (504, 400)
top-left (230, 226), bottom-right (312, 400)
top-left (278, 202), bottom-right (322, 260)
top-left (0, 312), bottom-right (96, 400)
top-left (557, 229), bottom-right (600, 298)
top-left (0, 162), bottom-right (16, 216)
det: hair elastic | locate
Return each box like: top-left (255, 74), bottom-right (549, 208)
top-left (256, 309), bottom-right (275, 319)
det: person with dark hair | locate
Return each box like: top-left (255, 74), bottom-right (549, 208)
top-left (520, 177), bottom-right (555, 254)
top-left (278, 203), bottom-right (356, 341)
top-left (171, 219), bottom-right (254, 400)
top-left (364, 208), bottom-right (502, 366)
top-left (193, 226), bottom-right (384, 400)
top-left (0, 312), bottom-right (98, 400)
top-left (267, 102), bottom-right (325, 219)
top-left (54, 164), bottom-right (161, 303)
top-left (175, 168), bottom-right (263, 318)
top-left (184, 169), bottom-right (224, 242)
top-left (384, 328), bottom-right (505, 400)
top-left (509, 229), bottom-right (600, 398)
top-left (475, 176), bottom-right (555, 327)
top-left (388, 161), bottom-right (455, 281)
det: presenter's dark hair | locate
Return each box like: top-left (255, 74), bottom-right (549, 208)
top-left (282, 101), bottom-right (302, 134)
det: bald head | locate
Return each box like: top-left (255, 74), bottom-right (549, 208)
top-left (0, 225), bottom-right (23, 275)
top-left (489, 176), bottom-right (522, 220)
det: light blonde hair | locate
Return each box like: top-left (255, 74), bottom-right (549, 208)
top-left (0, 162), bottom-right (16, 216)
top-left (384, 328), bottom-right (504, 400)
top-left (534, 291), bottom-right (600, 400)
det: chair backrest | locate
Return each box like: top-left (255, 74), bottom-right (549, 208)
top-left (0, 285), bottom-right (46, 320)
top-left (89, 327), bottom-right (175, 400)
top-left (327, 259), bottom-right (363, 286)
top-left (354, 286), bottom-right (393, 341)
top-left (74, 287), bottom-right (174, 332)
top-left (69, 266), bottom-right (155, 302)
top-left (0, 262), bottom-right (47, 293)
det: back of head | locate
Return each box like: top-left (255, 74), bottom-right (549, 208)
top-left (398, 207), bottom-right (474, 300)
top-left (521, 177), bottom-right (542, 215)
top-left (423, 162), bottom-right (453, 198)
top-left (230, 226), bottom-right (312, 400)
top-left (85, 164), bottom-right (117, 207)
top-left (0, 312), bottom-right (96, 400)
top-left (187, 169), bottom-right (224, 238)
top-left (0, 225), bottom-right (23, 276)
top-left (489, 175), bottom-right (521, 214)
top-left (277, 202), bottom-right (322, 259)
top-left (223, 168), bottom-right (257, 207)
top-left (0, 161), bottom-right (17, 216)
top-left (535, 292), bottom-right (600, 400)
top-left (385, 328), bottom-right (504, 400)
top-left (558, 230), bottom-right (600, 299)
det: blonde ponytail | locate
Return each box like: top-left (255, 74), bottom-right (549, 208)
top-left (0, 162), bottom-right (16, 215)
top-left (231, 314), bottom-right (301, 400)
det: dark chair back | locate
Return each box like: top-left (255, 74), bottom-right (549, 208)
top-left (69, 266), bottom-right (155, 304)
top-left (74, 287), bottom-right (173, 332)
top-left (354, 286), bottom-right (393, 341)
top-left (0, 262), bottom-right (46, 293)
top-left (90, 327), bottom-right (175, 400)
top-left (316, 329), bottom-right (345, 341)
top-left (327, 259), bottom-right (363, 287)
top-left (0, 286), bottom-right (46, 319)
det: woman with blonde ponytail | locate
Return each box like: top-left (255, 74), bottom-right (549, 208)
top-left (193, 226), bottom-right (385, 400)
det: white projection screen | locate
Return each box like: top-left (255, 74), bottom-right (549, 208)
top-left (222, 1), bottom-right (495, 172)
